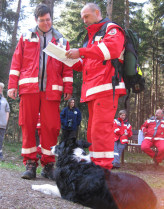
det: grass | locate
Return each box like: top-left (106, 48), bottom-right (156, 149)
top-left (0, 141), bottom-right (42, 173)
top-left (124, 149), bottom-right (164, 165)
top-left (1, 141), bottom-right (164, 189)
top-left (118, 149), bottom-right (164, 189)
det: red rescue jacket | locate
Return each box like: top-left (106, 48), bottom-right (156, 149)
top-left (114, 118), bottom-right (132, 144)
top-left (141, 117), bottom-right (164, 141)
top-left (73, 18), bottom-right (126, 102)
top-left (8, 27), bottom-right (73, 101)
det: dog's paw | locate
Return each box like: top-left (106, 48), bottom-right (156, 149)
top-left (32, 184), bottom-right (61, 197)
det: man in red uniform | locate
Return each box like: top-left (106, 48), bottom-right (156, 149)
top-left (8, 4), bottom-right (73, 179)
top-left (141, 109), bottom-right (164, 166)
top-left (66, 3), bottom-right (126, 169)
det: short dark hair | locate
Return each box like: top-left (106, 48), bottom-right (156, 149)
top-left (34, 4), bottom-right (51, 19)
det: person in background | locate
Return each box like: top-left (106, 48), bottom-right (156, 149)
top-left (60, 98), bottom-right (81, 141)
top-left (141, 109), bottom-right (164, 166)
top-left (7, 4), bottom-right (73, 180)
top-left (65, 3), bottom-right (126, 169)
top-left (0, 82), bottom-right (10, 161)
top-left (112, 110), bottom-right (132, 168)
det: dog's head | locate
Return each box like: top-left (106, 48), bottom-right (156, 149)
top-left (51, 138), bottom-right (91, 164)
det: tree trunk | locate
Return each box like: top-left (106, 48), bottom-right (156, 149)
top-left (6, 0), bottom-right (21, 75)
top-left (106, 0), bottom-right (113, 20)
top-left (124, 0), bottom-right (129, 29)
top-left (41, 0), bottom-right (55, 18)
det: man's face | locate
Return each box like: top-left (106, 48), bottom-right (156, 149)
top-left (81, 7), bottom-right (98, 26)
top-left (155, 110), bottom-right (163, 120)
top-left (120, 114), bottom-right (126, 120)
top-left (36, 13), bottom-right (52, 32)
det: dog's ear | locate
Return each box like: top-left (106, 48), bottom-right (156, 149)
top-left (76, 140), bottom-right (91, 148)
top-left (83, 141), bottom-right (91, 148)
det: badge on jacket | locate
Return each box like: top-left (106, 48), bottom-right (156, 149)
top-left (108, 28), bottom-right (117, 35)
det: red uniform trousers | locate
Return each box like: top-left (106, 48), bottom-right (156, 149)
top-left (141, 139), bottom-right (164, 163)
top-left (87, 95), bottom-right (118, 170)
top-left (19, 92), bottom-right (60, 166)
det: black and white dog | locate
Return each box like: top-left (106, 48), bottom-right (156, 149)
top-left (32, 138), bottom-right (157, 209)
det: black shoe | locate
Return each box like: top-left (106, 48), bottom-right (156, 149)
top-left (112, 163), bottom-right (121, 169)
top-left (41, 162), bottom-right (56, 180)
top-left (21, 160), bottom-right (37, 180)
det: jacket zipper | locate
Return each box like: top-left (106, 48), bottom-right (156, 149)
top-left (41, 32), bottom-right (46, 91)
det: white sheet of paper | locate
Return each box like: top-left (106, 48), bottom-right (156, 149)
top-left (43, 42), bottom-right (80, 67)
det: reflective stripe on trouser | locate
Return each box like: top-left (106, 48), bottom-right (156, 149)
top-left (19, 92), bottom-right (60, 166)
top-left (87, 95), bottom-right (119, 170)
top-left (141, 139), bottom-right (164, 163)
top-left (113, 140), bottom-right (127, 164)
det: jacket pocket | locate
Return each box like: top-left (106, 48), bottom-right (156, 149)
top-left (84, 59), bottom-right (106, 81)
top-left (19, 99), bottom-right (24, 126)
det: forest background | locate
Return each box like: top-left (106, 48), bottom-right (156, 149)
top-left (0, 0), bottom-right (163, 141)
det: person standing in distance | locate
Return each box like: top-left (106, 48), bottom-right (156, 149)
top-left (60, 98), bottom-right (81, 141)
top-left (0, 82), bottom-right (10, 161)
top-left (8, 4), bottom-right (73, 180)
top-left (65, 3), bottom-right (126, 169)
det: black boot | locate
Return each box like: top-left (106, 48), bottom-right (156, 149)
top-left (41, 162), bottom-right (56, 180)
top-left (21, 160), bottom-right (37, 180)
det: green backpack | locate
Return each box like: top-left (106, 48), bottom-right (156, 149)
top-left (111, 28), bottom-right (145, 107)
top-left (84, 20), bottom-right (145, 106)
top-left (123, 29), bottom-right (145, 93)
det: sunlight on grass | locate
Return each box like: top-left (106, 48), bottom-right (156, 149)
top-left (0, 161), bottom-right (24, 171)
top-left (0, 160), bottom-right (43, 174)
top-left (124, 150), bottom-right (164, 165)
top-left (3, 141), bottom-right (22, 156)
top-left (1, 141), bottom-right (42, 174)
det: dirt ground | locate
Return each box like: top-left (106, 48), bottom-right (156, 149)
top-left (0, 152), bottom-right (164, 209)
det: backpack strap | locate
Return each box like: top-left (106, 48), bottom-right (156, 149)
top-left (111, 59), bottom-right (123, 102)
top-left (83, 18), bottom-right (111, 48)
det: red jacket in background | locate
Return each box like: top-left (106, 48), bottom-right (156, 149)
top-left (141, 118), bottom-right (164, 141)
top-left (114, 118), bottom-right (132, 144)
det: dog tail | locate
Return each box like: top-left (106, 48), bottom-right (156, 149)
top-left (32, 184), bottom-right (61, 198)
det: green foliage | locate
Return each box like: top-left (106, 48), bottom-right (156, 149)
top-left (112, 0), bottom-right (125, 27)
top-left (1, 0), bottom-right (164, 139)
top-left (0, 0), bottom-right (19, 84)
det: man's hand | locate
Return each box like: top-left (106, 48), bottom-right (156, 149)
top-left (65, 49), bottom-right (80, 59)
top-left (64, 93), bottom-right (72, 101)
top-left (8, 88), bottom-right (18, 100)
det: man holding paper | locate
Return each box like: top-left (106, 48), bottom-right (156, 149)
top-left (66, 3), bottom-right (126, 170)
top-left (8, 4), bottom-right (73, 180)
